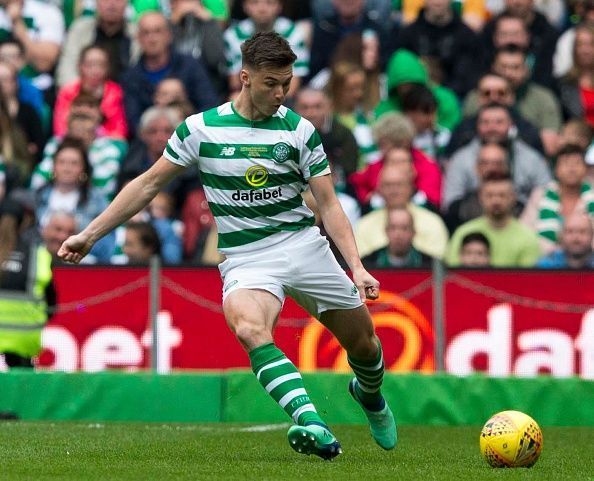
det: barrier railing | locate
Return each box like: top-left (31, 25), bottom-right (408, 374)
top-left (2, 259), bottom-right (592, 378)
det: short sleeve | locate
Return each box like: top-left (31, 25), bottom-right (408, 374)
top-left (34, 3), bottom-right (65, 44)
top-left (163, 115), bottom-right (202, 167)
top-left (299, 120), bottom-right (330, 180)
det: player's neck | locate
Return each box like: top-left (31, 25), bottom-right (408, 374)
top-left (233, 90), bottom-right (267, 121)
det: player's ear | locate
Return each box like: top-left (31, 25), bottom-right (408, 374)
top-left (240, 69), bottom-right (250, 88)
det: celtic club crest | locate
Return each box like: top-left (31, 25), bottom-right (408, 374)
top-left (272, 142), bottom-right (291, 163)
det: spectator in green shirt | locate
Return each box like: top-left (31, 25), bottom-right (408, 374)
top-left (446, 172), bottom-right (541, 266)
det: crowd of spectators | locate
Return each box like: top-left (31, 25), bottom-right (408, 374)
top-left (0, 0), bottom-right (593, 269)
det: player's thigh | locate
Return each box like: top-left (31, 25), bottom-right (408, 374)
top-left (223, 288), bottom-right (283, 349)
top-left (320, 305), bottom-right (378, 360)
top-left (287, 230), bottom-right (362, 316)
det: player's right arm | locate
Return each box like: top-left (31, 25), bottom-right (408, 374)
top-left (58, 157), bottom-right (185, 264)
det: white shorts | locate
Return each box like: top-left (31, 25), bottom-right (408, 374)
top-left (218, 226), bottom-right (363, 318)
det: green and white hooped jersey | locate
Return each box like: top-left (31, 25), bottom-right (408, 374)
top-left (164, 102), bottom-right (330, 255)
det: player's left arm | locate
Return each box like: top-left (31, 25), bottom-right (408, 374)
top-left (308, 174), bottom-right (379, 301)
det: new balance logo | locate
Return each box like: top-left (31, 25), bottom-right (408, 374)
top-left (220, 146), bottom-right (236, 156)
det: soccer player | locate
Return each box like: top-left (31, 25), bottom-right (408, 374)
top-left (57, 31), bottom-right (396, 460)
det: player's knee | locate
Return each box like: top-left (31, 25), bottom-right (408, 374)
top-left (232, 321), bottom-right (272, 349)
top-left (349, 333), bottom-right (380, 361)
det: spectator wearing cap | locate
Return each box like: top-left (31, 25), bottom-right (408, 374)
top-left (521, 143), bottom-right (594, 255)
top-left (446, 173), bottom-right (541, 267)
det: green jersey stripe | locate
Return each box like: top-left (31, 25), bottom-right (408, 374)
top-left (175, 121), bottom-right (191, 142)
top-left (209, 193), bottom-right (304, 218)
top-left (200, 170), bottom-right (303, 190)
top-left (166, 143), bottom-right (180, 160)
top-left (310, 158), bottom-right (329, 176)
top-left (305, 130), bottom-right (322, 151)
top-left (199, 142), bottom-right (299, 162)
top-left (218, 216), bottom-right (315, 248)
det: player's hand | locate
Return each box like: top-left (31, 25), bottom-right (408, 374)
top-left (352, 267), bottom-right (380, 302)
top-left (57, 233), bottom-right (94, 264)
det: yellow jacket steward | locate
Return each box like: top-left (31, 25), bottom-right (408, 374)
top-left (0, 245), bottom-right (53, 358)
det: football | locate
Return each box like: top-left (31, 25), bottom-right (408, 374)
top-left (480, 410), bottom-right (543, 468)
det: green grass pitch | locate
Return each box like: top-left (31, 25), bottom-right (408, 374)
top-left (1, 422), bottom-right (593, 481)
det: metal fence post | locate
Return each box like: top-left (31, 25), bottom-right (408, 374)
top-left (432, 258), bottom-right (446, 371)
top-left (149, 255), bottom-right (161, 372)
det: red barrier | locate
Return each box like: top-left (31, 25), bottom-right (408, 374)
top-left (36, 267), bottom-right (594, 379)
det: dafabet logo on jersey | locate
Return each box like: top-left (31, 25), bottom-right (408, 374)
top-left (233, 165), bottom-right (283, 202)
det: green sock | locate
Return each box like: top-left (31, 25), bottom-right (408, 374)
top-left (249, 343), bottom-right (326, 426)
top-left (348, 340), bottom-right (385, 411)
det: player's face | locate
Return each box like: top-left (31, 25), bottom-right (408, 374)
top-left (246, 65), bottom-right (293, 118)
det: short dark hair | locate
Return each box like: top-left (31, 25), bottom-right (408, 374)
top-left (461, 232), bottom-right (491, 251)
top-left (477, 101), bottom-right (512, 119)
top-left (241, 32), bottom-right (297, 69)
top-left (494, 44), bottom-right (527, 60)
top-left (0, 37), bottom-right (25, 55)
top-left (554, 143), bottom-right (586, 166)
top-left (72, 91), bottom-right (101, 108)
top-left (495, 11), bottom-right (528, 30)
top-left (126, 221), bottom-right (162, 257)
top-left (481, 171), bottom-right (513, 185)
top-left (400, 84), bottom-right (437, 114)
